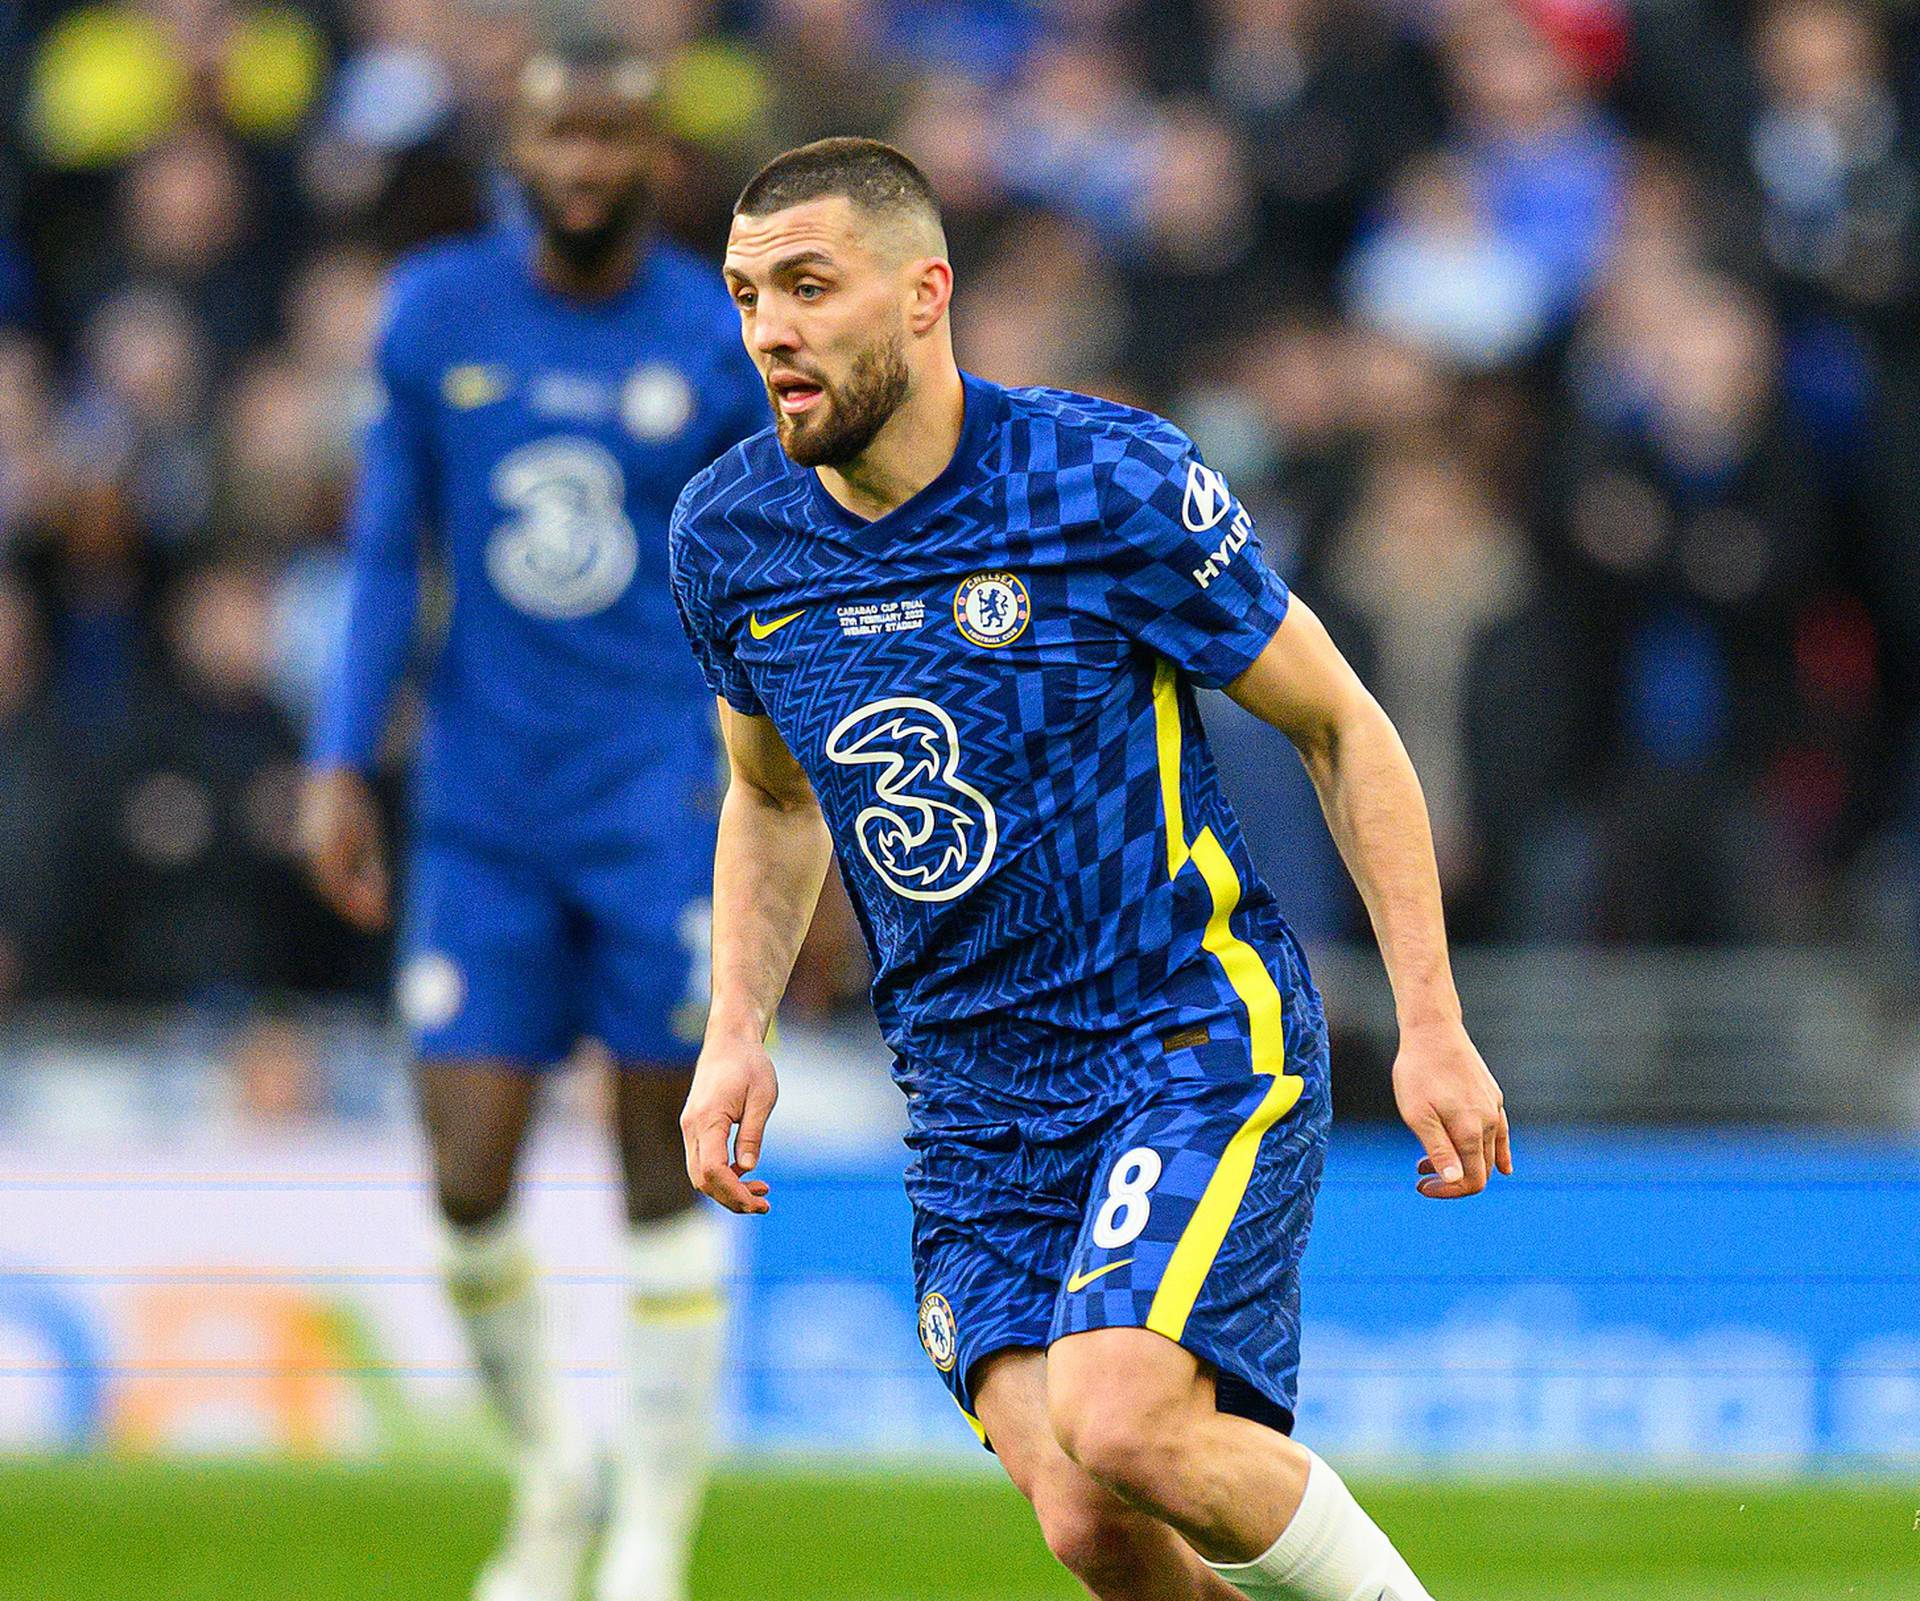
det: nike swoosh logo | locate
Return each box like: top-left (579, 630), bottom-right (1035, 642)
top-left (749, 610), bottom-right (805, 640)
top-left (1065, 1259), bottom-right (1132, 1294)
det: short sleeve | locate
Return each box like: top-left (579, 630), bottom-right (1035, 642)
top-left (1102, 431), bottom-right (1291, 688)
top-left (669, 481), bottom-right (765, 716)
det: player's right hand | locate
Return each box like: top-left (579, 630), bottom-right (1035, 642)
top-left (298, 766), bottom-right (391, 932)
top-left (681, 1038), bottom-right (778, 1215)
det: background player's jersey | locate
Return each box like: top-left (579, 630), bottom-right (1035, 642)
top-left (312, 227), bottom-right (765, 854)
top-left (671, 375), bottom-right (1322, 1139)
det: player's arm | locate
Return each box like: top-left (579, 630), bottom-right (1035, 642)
top-left (300, 316), bottom-right (432, 932)
top-left (681, 701), bottom-right (834, 1215)
top-left (1225, 596), bottom-right (1512, 1199)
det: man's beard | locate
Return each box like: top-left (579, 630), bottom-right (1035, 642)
top-left (532, 186), bottom-right (649, 275)
top-left (776, 335), bottom-right (911, 469)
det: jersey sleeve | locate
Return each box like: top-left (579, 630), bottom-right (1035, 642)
top-left (308, 275), bottom-right (434, 772)
top-left (1101, 429), bottom-right (1291, 689)
top-left (669, 475), bottom-right (765, 717)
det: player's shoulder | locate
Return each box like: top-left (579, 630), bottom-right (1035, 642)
top-left (381, 229), bottom-right (506, 322)
top-left (671, 424), bottom-right (787, 539)
top-left (998, 384), bottom-right (1195, 474)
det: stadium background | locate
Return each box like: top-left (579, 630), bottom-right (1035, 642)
top-left (0, 0), bottom-right (1917, 1596)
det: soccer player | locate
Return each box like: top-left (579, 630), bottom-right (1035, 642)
top-left (300, 42), bottom-right (763, 1601)
top-left (671, 138), bottom-right (1511, 1601)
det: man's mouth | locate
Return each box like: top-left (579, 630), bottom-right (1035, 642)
top-left (770, 372), bottom-right (825, 416)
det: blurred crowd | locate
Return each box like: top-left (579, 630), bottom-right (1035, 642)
top-left (3, 0), bottom-right (1920, 1022)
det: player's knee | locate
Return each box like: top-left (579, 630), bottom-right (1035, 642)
top-left (435, 1179), bottom-right (513, 1231)
top-left (1030, 1477), bottom-right (1144, 1591)
top-left (1047, 1382), bottom-right (1180, 1512)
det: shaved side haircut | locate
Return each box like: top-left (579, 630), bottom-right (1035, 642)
top-left (735, 137), bottom-right (947, 255)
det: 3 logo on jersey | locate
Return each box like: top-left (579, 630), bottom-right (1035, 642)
top-left (486, 437), bottom-right (639, 618)
top-left (824, 696), bottom-right (998, 902)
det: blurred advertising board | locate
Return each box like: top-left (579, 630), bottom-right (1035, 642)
top-left (0, 1130), bottom-right (1915, 1467)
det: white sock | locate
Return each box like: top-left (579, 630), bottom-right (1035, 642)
top-left (439, 1215), bottom-right (586, 1493)
top-left (597, 1205), bottom-right (727, 1601)
top-left (1205, 1448), bottom-right (1434, 1601)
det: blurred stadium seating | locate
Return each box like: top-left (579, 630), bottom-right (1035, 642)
top-left (1, 1), bottom-right (1917, 1597)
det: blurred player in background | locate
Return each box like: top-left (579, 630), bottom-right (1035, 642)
top-left (673, 139), bottom-right (1510, 1601)
top-left (300, 38), bottom-right (762, 1601)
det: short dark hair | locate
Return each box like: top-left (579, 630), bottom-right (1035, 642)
top-left (735, 137), bottom-right (942, 233)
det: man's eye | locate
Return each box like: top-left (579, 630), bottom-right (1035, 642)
top-left (734, 290), bottom-right (756, 310)
top-left (795, 283), bottom-right (824, 301)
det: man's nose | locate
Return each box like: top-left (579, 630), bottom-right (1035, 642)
top-left (750, 307), bottom-right (799, 356)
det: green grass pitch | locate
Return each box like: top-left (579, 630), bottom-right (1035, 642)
top-left (1, 1457), bottom-right (1913, 1600)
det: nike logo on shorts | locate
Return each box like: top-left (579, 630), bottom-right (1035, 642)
top-left (1065, 1258), bottom-right (1132, 1293)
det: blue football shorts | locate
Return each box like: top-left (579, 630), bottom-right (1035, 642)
top-left (908, 1026), bottom-right (1332, 1442)
top-left (395, 826), bottom-right (712, 1070)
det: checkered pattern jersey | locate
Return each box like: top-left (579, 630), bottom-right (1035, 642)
top-left (670, 374), bottom-right (1320, 1138)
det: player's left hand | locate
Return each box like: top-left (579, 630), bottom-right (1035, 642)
top-left (681, 1036), bottom-right (778, 1215)
top-left (1392, 1018), bottom-right (1511, 1199)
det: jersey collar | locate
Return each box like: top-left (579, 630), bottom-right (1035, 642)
top-left (801, 371), bottom-right (1003, 547)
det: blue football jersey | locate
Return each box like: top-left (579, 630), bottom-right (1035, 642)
top-left (671, 375), bottom-right (1320, 1138)
top-left (312, 227), bottom-right (766, 852)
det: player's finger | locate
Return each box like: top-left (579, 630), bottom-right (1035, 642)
top-left (685, 1111), bottom-right (729, 1196)
top-left (1494, 1106), bottom-right (1514, 1176)
top-left (1447, 1109), bottom-right (1489, 1195)
top-left (1412, 1114), bottom-right (1464, 1197)
top-left (732, 1077), bottom-right (775, 1175)
top-left (694, 1115), bottom-right (770, 1214)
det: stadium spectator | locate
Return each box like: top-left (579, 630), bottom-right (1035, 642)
top-left (1, 0), bottom-right (1918, 1012)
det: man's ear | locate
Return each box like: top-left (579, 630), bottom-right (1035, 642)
top-left (907, 258), bottom-right (954, 336)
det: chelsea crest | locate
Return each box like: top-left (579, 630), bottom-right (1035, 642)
top-left (918, 1291), bottom-right (958, 1372)
top-left (953, 571), bottom-right (1030, 648)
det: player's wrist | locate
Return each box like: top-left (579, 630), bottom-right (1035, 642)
top-left (1393, 995), bottom-right (1465, 1039)
top-left (703, 1002), bottom-right (771, 1052)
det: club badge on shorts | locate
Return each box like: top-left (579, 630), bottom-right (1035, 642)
top-left (918, 1291), bottom-right (959, 1372)
top-left (953, 571), bottom-right (1030, 648)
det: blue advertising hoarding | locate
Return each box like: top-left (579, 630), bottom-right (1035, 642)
top-left (729, 1131), bottom-right (1920, 1467)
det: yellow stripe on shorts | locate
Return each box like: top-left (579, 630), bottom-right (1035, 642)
top-left (1145, 661), bottom-right (1304, 1343)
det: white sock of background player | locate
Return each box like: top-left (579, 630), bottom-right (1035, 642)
top-left (439, 1216), bottom-right (592, 1521)
top-left (595, 1205), bottom-right (728, 1601)
top-left (1205, 1447), bottom-right (1435, 1601)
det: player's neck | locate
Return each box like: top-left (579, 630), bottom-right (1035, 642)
top-left (533, 231), bottom-right (644, 301)
top-left (815, 363), bottom-right (966, 523)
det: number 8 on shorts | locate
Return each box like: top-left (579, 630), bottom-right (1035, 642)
top-left (1092, 1146), bottom-right (1163, 1249)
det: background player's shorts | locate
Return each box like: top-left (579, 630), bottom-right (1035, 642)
top-left (908, 1029), bottom-right (1332, 1441)
top-left (395, 829), bottom-right (712, 1070)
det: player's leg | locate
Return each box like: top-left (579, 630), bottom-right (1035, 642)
top-left (1042, 1061), bottom-right (1433, 1601)
top-left (1048, 1329), bottom-right (1429, 1600)
top-left (419, 1059), bottom-right (586, 1477)
top-left (972, 1349), bottom-right (1241, 1601)
top-left (594, 1065), bottom-right (723, 1601)
top-left (402, 840), bottom-right (591, 1601)
top-left (578, 859), bottom-right (723, 1601)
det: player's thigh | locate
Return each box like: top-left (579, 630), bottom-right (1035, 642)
top-left (907, 1138), bottom-right (1081, 1438)
top-left (1049, 1055), bottom-right (1332, 1436)
top-left (972, 1348), bottom-right (1092, 1509)
top-left (397, 836), bottom-right (575, 1068)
